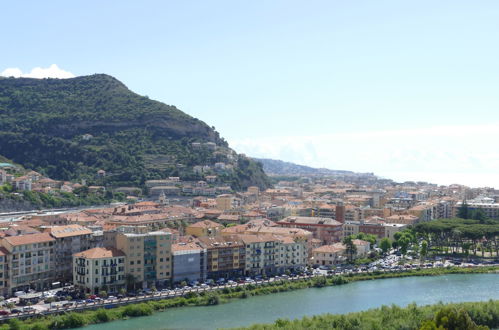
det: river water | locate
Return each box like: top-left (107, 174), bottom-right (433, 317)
top-left (82, 274), bottom-right (499, 330)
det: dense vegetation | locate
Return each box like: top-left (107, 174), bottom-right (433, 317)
top-left (414, 218), bottom-right (499, 258)
top-left (234, 300), bottom-right (499, 330)
top-left (0, 75), bottom-right (270, 189)
top-left (0, 184), bottom-right (126, 210)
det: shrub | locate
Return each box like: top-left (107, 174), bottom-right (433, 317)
top-left (122, 303), bottom-right (153, 317)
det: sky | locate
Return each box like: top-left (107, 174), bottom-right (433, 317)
top-left (1, 1), bottom-right (499, 188)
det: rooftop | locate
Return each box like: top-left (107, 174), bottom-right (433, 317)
top-left (4, 232), bottom-right (55, 246)
top-left (74, 247), bottom-right (125, 259)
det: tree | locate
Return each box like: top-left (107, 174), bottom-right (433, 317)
top-left (99, 290), bottom-right (108, 298)
top-left (343, 236), bottom-right (357, 263)
top-left (457, 201), bottom-right (469, 219)
top-left (420, 240), bottom-right (428, 262)
top-left (380, 238), bottom-right (392, 254)
top-left (125, 274), bottom-right (137, 292)
top-left (471, 209), bottom-right (487, 223)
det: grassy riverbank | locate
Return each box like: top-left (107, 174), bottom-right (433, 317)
top-left (2, 266), bottom-right (498, 330)
top-left (232, 299), bottom-right (499, 330)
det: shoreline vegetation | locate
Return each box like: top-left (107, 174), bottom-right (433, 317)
top-left (232, 300), bottom-right (499, 330)
top-left (1, 266), bottom-right (498, 330)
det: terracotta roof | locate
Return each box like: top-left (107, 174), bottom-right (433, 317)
top-left (47, 225), bottom-right (93, 238)
top-left (239, 234), bottom-right (277, 244)
top-left (313, 243), bottom-right (345, 253)
top-left (352, 239), bottom-right (370, 246)
top-left (73, 247), bottom-right (125, 259)
top-left (188, 220), bottom-right (221, 228)
top-left (4, 232), bottom-right (55, 246)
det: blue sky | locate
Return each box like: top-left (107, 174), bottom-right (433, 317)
top-left (2, 1), bottom-right (499, 187)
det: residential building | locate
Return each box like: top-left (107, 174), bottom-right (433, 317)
top-left (240, 235), bottom-right (280, 276)
top-left (277, 235), bottom-right (307, 272)
top-left (216, 194), bottom-right (235, 210)
top-left (45, 224), bottom-right (93, 283)
top-left (384, 223), bottom-right (408, 241)
top-left (352, 239), bottom-right (371, 257)
top-left (277, 216), bottom-right (343, 244)
top-left (197, 235), bottom-right (245, 279)
top-left (311, 243), bottom-right (346, 266)
top-left (172, 240), bottom-right (207, 283)
top-left (0, 247), bottom-right (9, 297)
top-left (1, 233), bottom-right (55, 294)
top-left (115, 226), bottom-right (172, 288)
top-left (186, 220), bottom-right (222, 238)
top-left (73, 247), bottom-right (126, 294)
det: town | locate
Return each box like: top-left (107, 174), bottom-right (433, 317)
top-left (0, 159), bottom-right (498, 318)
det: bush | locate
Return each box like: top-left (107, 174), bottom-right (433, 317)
top-left (95, 309), bottom-right (111, 322)
top-left (122, 303), bottom-right (153, 317)
top-left (206, 292), bottom-right (220, 305)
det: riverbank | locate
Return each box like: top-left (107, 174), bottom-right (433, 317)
top-left (2, 266), bottom-right (498, 330)
top-left (232, 299), bottom-right (499, 330)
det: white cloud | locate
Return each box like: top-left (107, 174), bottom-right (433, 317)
top-left (230, 123), bottom-right (499, 188)
top-left (1, 64), bottom-right (75, 79)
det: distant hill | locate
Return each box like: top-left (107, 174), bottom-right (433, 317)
top-left (253, 158), bottom-right (353, 176)
top-left (0, 74), bottom-right (271, 190)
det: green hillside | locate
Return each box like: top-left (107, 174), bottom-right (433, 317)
top-left (0, 75), bottom-right (270, 190)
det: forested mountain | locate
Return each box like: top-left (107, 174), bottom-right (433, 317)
top-left (0, 75), bottom-right (270, 190)
top-left (253, 158), bottom-right (353, 176)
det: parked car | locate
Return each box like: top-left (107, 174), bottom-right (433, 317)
top-left (11, 308), bottom-right (22, 313)
top-left (0, 310), bottom-right (10, 315)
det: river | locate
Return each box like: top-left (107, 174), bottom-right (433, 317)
top-left (81, 274), bottom-right (499, 330)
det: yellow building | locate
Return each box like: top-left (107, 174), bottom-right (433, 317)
top-left (115, 226), bottom-right (172, 288)
top-left (186, 220), bottom-right (222, 238)
top-left (216, 194), bottom-right (234, 210)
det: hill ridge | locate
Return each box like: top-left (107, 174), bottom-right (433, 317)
top-left (0, 74), bottom-right (270, 190)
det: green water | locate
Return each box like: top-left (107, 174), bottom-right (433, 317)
top-left (82, 274), bottom-right (499, 330)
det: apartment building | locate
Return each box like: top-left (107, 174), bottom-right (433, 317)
top-left (453, 199), bottom-right (499, 220)
top-left (0, 247), bottom-right (9, 297)
top-left (172, 240), bottom-right (207, 283)
top-left (45, 224), bottom-right (93, 283)
top-left (197, 235), bottom-right (245, 279)
top-left (277, 216), bottom-right (343, 244)
top-left (1, 233), bottom-right (55, 294)
top-left (277, 235), bottom-right (307, 272)
top-left (73, 247), bottom-right (126, 294)
top-left (216, 194), bottom-right (235, 210)
top-left (186, 220), bottom-right (223, 238)
top-left (240, 235), bottom-right (279, 276)
top-left (311, 243), bottom-right (346, 266)
top-left (115, 226), bottom-right (172, 288)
